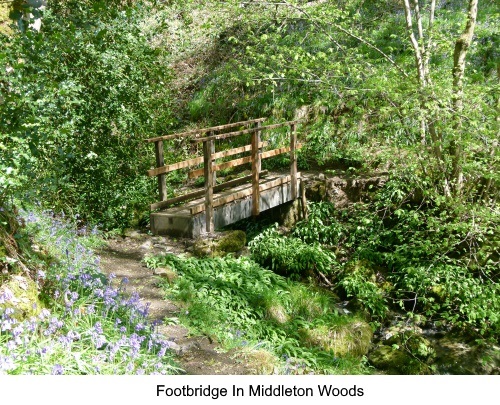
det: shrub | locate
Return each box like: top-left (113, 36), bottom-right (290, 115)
top-left (249, 226), bottom-right (336, 279)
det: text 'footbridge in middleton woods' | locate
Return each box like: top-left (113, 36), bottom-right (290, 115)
top-left (145, 118), bottom-right (303, 237)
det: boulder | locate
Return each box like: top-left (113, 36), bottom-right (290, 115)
top-left (216, 230), bottom-right (246, 254)
top-left (0, 275), bottom-right (42, 321)
top-left (192, 230), bottom-right (247, 258)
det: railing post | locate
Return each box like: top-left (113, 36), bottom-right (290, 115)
top-left (251, 122), bottom-right (262, 216)
top-left (203, 137), bottom-right (215, 233)
top-left (154, 140), bottom-right (167, 201)
top-left (290, 123), bottom-right (297, 200)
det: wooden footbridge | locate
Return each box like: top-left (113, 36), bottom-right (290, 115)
top-left (146, 118), bottom-right (302, 237)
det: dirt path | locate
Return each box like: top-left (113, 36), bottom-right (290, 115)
top-left (98, 231), bottom-right (251, 375)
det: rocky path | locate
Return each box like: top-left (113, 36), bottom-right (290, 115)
top-left (98, 232), bottom-right (251, 375)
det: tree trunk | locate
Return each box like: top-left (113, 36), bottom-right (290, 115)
top-left (450, 0), bottom-right (479, 194)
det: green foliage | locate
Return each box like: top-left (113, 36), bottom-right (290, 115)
top-left (144, 253), bottom-right (371, 374)
top-left (1, 1), bottom-right (173, 229)
top-left (249, 225), bottom-right (336, 278)
top-left (295, 175), bottom-right (499, 337)
top-left (292, 201), bottom-right (345, 246)
top-left (339, 270), bottom-right (388, 320)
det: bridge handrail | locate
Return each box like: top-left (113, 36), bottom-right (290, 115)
top-left (144, 118), bottom-right (267, 143)
top-left (147, 118), bottom-right (301, 233)
top-left (191, 120), bottom-right (301, 143)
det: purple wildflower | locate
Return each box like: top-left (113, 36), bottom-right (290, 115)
top-left (0, 356), bottom-right (15, 371)
top-left (94, 322), bottom-right (103, 334)
top-left (51, 364), bottom-right (64, 375)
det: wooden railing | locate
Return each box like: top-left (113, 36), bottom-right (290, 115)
top-left (146, 118), bottom-right (301, 233)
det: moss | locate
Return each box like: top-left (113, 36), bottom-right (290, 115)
top-left (216, 231), bottom-right (246, 254)
top-left (306, 180), bottom-right (327, 201)
top-left (368, 344), bottom-right (433, 375)
top-left (192, 238), bottom-right (215, 258)
top-left (154, 266), bottom-right (178, 284)
top-left (368, 345), bottom-right (412, 374)
top-left (299, 320), bottom-right (373, 357)
top-left (0, 275), bottom-right (43, 321)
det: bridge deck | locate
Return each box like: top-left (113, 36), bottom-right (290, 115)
top-left (150, 174), bottom-right (299, 237)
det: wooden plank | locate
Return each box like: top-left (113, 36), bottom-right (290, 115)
top-left (290, 123), bottom-right (298, 200)
top-left (260, 143), bottom-right (303, 160)
top-left (147, 156), bottom-right (204, 177)
top-left (191, 120), bottom-right (302, 144)
top-left (190, 187), bottom-right (255, 214)
top-left (259, 175), bottom-right (291, 193)
top-left (215, 155), bottom-right (253, 172)
top-left (188, 155), bottom-right (253, 179)
top-left (150, 189), bottom-right (205, 211)
top-left (145, 118), bottom-right (267, 143)
top-left (150, 171), bottom-right (269, 211)
top-left (300, 178), bottom-right (308, 219)
top-left (189, 173), bottom-right (300, 215)
top-left (261, 146), bottom-right (291, 159)
top-left (154, 141), bottom-right (167, 201)
top-left (212, 141), bottom-right (268, 160)
top-left (204, 138), bottom-right (214, 233)
top-left (251, 122), bottom-right (261, 216)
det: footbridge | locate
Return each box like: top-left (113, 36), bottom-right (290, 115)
top-left (146, 118), bottom-right (302, 237)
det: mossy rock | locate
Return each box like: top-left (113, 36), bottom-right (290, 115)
top-left (383, 328), bottom-right (435, 362)
top-left (192, 238), bottom-right (216, 258)
top-left (429, 285), bottom-right (447, 302)
top-left (0, 275), bottom-right (43, 321)
top-left (192, 231), bottom-right (246, 258)
top-left (215, 231), bottom-right (246, 254)
top-left (434, 337), bottom-right (500, 375)
top-left (404, 334), bottom-right (436, 361)
top-left (153, 265), bottom-right (178, 284)
top-left (305, 180), bottom-right (326, 201)
top-left (299, 320), bottom-right (373, 357)
top-left (369, 344), bottom-right (433, 375)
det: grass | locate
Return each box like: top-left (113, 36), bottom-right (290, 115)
top-left (0, 210), bottom-right (181, 375)
top-left (144, 253), bottom-right (373, 375)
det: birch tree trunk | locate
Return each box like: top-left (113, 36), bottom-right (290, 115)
top-left (450, 0), bottom-right (479, 194)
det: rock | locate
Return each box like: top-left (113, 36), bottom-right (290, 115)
top-left (123, 229), bottom-right (144, 240)
top-left (0, 275), bottom-right (43, 321)
top-left (434, 337), bottom-right (500, 375)
top-left (216, 230), bottom-right (246, 254)
top-left (192, 238), bottom-right (215, 258)
top-left (368, 345), bottom-right (415, 374)
top-left (140, 240), bottom-right (153, 250)
top-left (303, 173), bottom-right (388, 208)
top-left (192, 231), bottom-right (247, 258)
top-left (306, 180), bottom-right (326, 201)
top-left (153, 266), bottom-right (177, 284)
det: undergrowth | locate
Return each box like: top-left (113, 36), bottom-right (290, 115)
top-left (144, 254), bottom-right (372, 375)
top-left (273, 184), bottom-right (500, 340)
